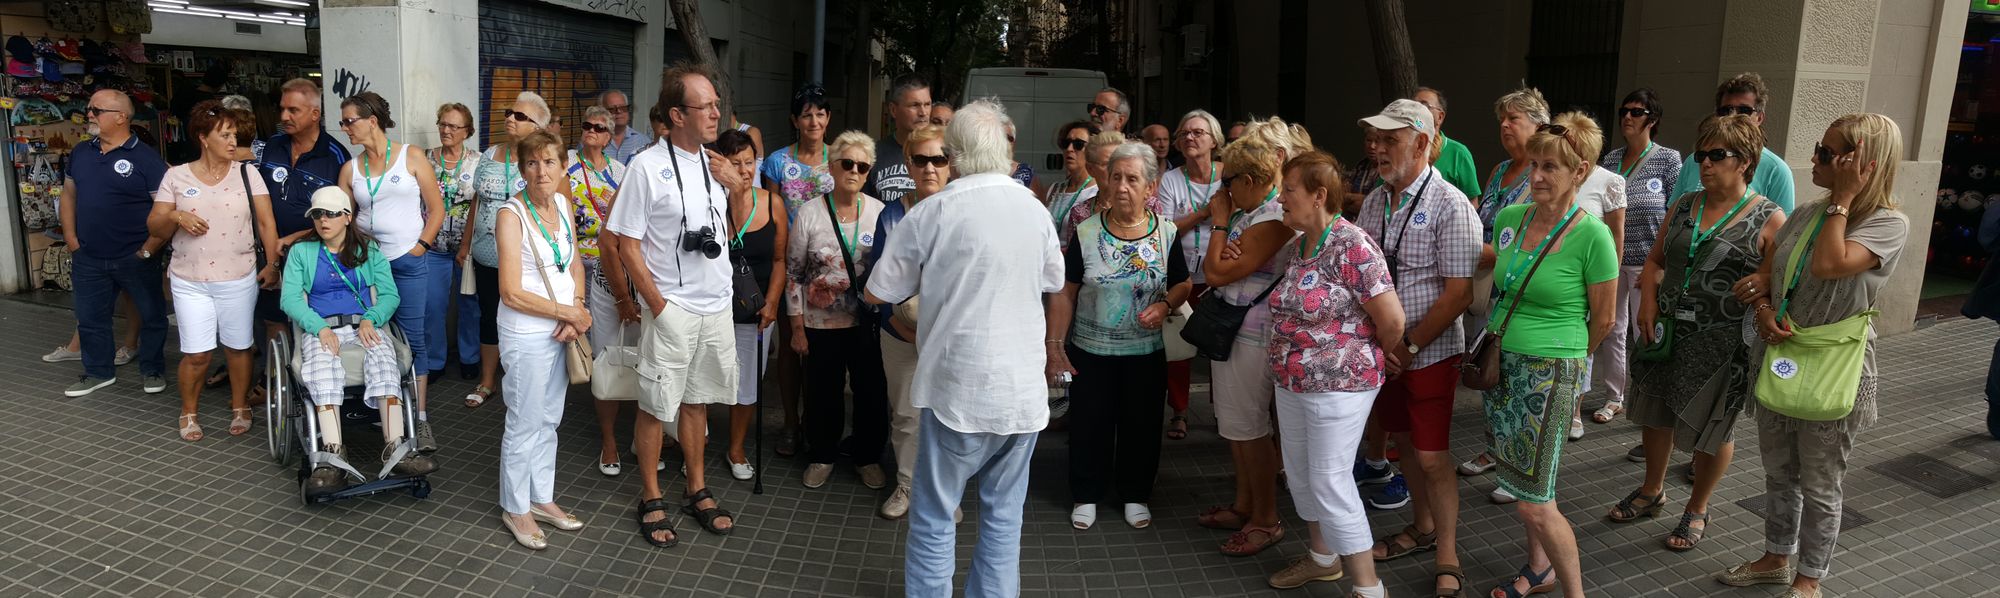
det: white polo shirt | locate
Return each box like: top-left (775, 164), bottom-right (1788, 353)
top-left (606, 141), bottom-right (733, 315)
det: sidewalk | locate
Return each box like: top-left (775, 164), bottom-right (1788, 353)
top-left (0, 297), bottom-right (1994, 597)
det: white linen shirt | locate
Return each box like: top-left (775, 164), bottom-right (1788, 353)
top-left (866, 173), bottom-right (1065, 436)
top-left (605, 141), bottom-right (733, 315)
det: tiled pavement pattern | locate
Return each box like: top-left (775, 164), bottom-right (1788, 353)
top-left (1, 296), bottom-right (1997, 597)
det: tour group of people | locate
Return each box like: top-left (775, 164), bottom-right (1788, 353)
top-left (54, 63), bottom-right (1907, 598)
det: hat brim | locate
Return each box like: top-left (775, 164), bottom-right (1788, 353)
top-left (1357, 115), bottom-right (1413, 131)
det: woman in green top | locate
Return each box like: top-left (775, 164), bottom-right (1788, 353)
top-left (1482, 121), bottom-right (1619, 598)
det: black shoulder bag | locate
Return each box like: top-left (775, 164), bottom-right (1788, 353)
top-left (826, 197), bottom-right (877, 328)
top-left (729, 191), bottom-right (766, 324)
top-left (1179, 276), bottom-right (1284, 361)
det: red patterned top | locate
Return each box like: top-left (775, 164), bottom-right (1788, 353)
top-left (1269, 218), bottom-right (1397, 394)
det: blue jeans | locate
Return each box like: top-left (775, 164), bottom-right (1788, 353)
top-left (389, 253), bottom-right (429, 378)
top-left (905, 409), bottom-right (1037, 598)
top-left (419, 250), bottom-right (457, 372)
top-left (455, 262), bottom-right (482, 365)
top-left (73, 253), bottom-right (167, 379)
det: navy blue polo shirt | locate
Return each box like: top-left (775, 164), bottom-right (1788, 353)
top-left (255, 129), bottom-right (351, 236)
top-left (67, 135), bottom-right (166, 259)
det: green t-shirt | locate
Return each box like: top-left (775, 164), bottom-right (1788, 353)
top-left (1486, 203), bottom-right (1619, 358)
top-left (1436, 135), bottom-right (1481, 198)
top-left (1675, 147), bottom-right (1795, 214)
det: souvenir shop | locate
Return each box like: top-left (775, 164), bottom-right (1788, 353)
top-left (1938, 3), bottom-right (2000, 310)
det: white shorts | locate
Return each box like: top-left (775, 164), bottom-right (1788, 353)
top-left (636, 301), bottom-right (739, 421)
top-left (169, 272), bottom-right (259, 353)
top-left (733, 323), bottom-right (770, 405)
top-left (1211, 339), bottom-right (1276, 441)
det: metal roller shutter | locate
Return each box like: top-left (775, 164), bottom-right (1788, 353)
top-left (478, 0), bottom-right (636, 146)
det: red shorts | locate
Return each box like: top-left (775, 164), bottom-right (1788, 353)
top-left (1373, 356), bottom-right (1460, 452)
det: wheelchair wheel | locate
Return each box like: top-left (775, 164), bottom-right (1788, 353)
top-left (265, 336), bottom-right (292, 466)
top-left (410, 479), bottom-right (432, 499)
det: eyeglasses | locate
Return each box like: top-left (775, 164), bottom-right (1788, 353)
top-left (1813, 142), bottom-right (1849, 165)
top-left (307, 209), bottom-right (351, 220)
top-left (337, 117), bottom-right (367, 127)
top-left (1715, 105), bottom-right (1758, 117)
top-left (1619, 107), bottom-right (1654, 118)
top-left (909, 153), bottom-right (951, 169)
top-left (436, 122), bottom-right (468, 132)
top-left (1691, 148), bottom-right (1743, 163)
top-left (1178, 129), bottom-right (1211, 139)
top-left (1086, 103), bottom-right (1114, 116)
top-left (580, 122), bottom-right (611, 134)
top-left (1059, 139), bottom-right (1087, 151)
top-left (837, 158), bottom-right (872, 174)
top-left (85, 106), bottom-right (124, 117)
top-left (677, 102), bottom-right (721, 114)
top-left (506, 110), bottom-right (535, 123)
top-left (606, 105), bottom-right (630, 114)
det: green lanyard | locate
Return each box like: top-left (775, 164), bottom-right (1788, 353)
top-left (1300, 216), bottom-right (1340, 260)
top-left (1053, 175), bottom-right (1096, 227)
top-left (1674, 190), bottom-right (1754, 297)
top-left (732, 189), bottom-right (761, 248)
top-left (362, 141), bottom-right (396, 199)
top-left (499, 147), bottom-right (516, 197)
top-left (1498, 204), bottom-right (1581, 301)
top-left (1617, 141), bottom-right (1653, 178)
top-left (434, 148), bottom-right (464, 197)
top-left (826, 196), bottom-right (859, 257)
top-left (1775, 212), bottom-right (1829, 320)
top-left (1227, 187), bottom-right (1281, 234)
top-left (521, 197), bottom-right (571, 272)
top-left (1184, 162), bottom-right (1218, 258)
top-left (320, 246), bottom-right (367, 306)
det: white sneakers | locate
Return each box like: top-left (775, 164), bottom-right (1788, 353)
top-left (1071, 503), bottom-right (1152, 529)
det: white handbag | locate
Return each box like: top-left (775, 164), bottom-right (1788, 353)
top-left (1162, 302), bottom-right (1197, 362)
top-left (591, 321), bottom-right (642, 400)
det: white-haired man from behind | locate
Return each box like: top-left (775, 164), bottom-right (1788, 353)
top-left (865, 99), bottom-right (1064, 598)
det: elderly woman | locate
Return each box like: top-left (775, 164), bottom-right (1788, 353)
top-left (761, 84), bottom-right (835, 456)
top-left (337, 91), bottom-right (447, 453)
top-left (1717, 114), bottom-right (1910, 598)
top-left (562, 105), bottom-right (641, 476)
top-left (788, 130), bottom-right (890, 490)
top-left (1154, 109), bottom-right (1225, 440)
top-left (280, 187), bottom-right (438, 496)
top-left (464, 92), bottom-right (550, 408)
top-left (1481, 113), bottom-right (1620, 598)
top-left (872, 124), bottom-right (947, 519)
top-left (492, 129), bottom-right (590, 550)
top-left (1043, 120), bottom-right (1100, 244)
top-left (148, 100), bottom-right (279, 440)
top-left (1592, 88), bottom-right (1685, 426)
top-left (1458, 87), bottom-right (1552, 489)
top-left (714, 128), bottom-right (785, 481)
top-left (431, 103), bottom-right (486, 382)
top-left (1045, 141), bottom-right (1191, 531)
top-left (1605, 114), bottom-right (1783, 553)
top-left (1194, 133), bottom-right (1298, 556)
top-left (1259, 151), bottom-right (1405, 595)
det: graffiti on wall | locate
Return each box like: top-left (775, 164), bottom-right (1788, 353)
top-left (539, 0), bottom-right (648, 22)
top-left (331, 68), bottom-right (373, 99)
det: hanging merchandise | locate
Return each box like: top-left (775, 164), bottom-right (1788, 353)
top-left (39, 242), bottom-right (73, 291)
top-left (106, 0), bottom-right (156, 36)
top-left (47, 1), bottom-right (105, 34)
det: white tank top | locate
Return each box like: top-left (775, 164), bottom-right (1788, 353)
top-left (352, 143), bottom-right (424, 259)
top-left (497, 195), bottom-right (578, 338)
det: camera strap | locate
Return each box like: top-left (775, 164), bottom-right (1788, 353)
top-left (669, 144), bottom-right (718, 284)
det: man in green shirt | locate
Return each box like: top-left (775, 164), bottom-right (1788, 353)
top-left (1673, 72), bottom-right (1796, 213)
top-left (1415, 87), bottom-right (1481, 198)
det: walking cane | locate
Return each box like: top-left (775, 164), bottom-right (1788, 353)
top-left (753, 328), bottom-right (765, 495)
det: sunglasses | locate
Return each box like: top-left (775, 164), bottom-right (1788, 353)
top-left (1085, 103), bottom-right (1113, 116)
top-left (307, 209), bottom-right (351, 220)
top-left (837, 158), bottom-right (872, 174)
top-left (507, 110), bottom-right (535, 123)
top-left (1060, 139), bottom-right (1087, 151)
top-left (1813, 142), bottom-right (1850, 165)
top-left (1619, 107), bottom-right (1653, 118)
top-left (580, 122), bottom-right (611, 134)
top-left (1691, 148), bottom-right (1743, 163)
top-left (1715, 105), bottom-right (1758, 117)
top-left (909, 153), bottom-right (951, 169)
top-left (337, 116), bottom-right (367, 127)
top-left (86, 106), bottom-right (124, 117)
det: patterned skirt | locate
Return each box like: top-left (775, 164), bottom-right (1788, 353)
top-left (1483, 351), bottom-right (1586, 504)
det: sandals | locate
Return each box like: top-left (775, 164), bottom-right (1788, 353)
top-left (229, 408), bottom-right (253, 436)
top-left (177, 414), bottom-right (203, 441)
top-left (1457, 453), bottom-right (1496, 476)
top-left (680, 488), bottom-right (734, 535)
top-left (1592, 401), bottom-right (1624, 423)
top-left (635, 497), bottom-right (678, 547)
top-left (1665, 511), bottom-right (1709, 551)
top-left (1197, 505), bottom-right (1247, 530)
top-left (464, 385), bottom-right (494, 408)
top-left (1435, 564), bottom-right (1467, 598)
top-left (1372, 524), bottom-right (1438, 562)
top-left (1489, 564), bottom-right (1555, 598)
top-left (1166, 415), bottom-right (1188, 440)
top-left (1607, 489), bottom-right (1667, 523)
top-left (1220, 524), bottom-right (1284, 557)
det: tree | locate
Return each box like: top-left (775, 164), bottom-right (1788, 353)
top-left (861, 0), bottom-right (1014, 104)
top-left (1364, 0), bottom-right (1419, 103)
top-left (667, 0), bottom-right (735, 119)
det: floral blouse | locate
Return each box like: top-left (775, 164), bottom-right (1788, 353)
top-left (1269, 218), bottom-right (1397, 394)
top-left (760, 144), bottom-right (836, 220)
top-left (426, 147), bottom-right (482, 255)
top-left (567, 150), bottom-right (627, 284)
top-left (786, 195), bottom-right (885, 329)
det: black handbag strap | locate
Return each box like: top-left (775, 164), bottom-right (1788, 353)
top-left (825, 198), bottom-right (863, 300)
top-left (1492, 209), bottom-right (1580, 337)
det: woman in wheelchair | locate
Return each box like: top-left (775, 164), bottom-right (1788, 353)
top-left (281, 187), bottom-right (440, 496)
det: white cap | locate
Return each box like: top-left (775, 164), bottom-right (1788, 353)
top-left (307, 186), bottom-right (352, 217)
top-left (1358, 99), bottom-right (1434, 137)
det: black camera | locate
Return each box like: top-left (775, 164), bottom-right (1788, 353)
top-left (681, 226), bottom-right (722, 259)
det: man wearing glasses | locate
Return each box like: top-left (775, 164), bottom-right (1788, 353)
top-left (1088, 88), bottom-right (1130, 136)
top-left (256, 78), bottom-right (352, 333)
top-left (595, 89), bottom-right (650, 165)
top-left (61, 90), bottom-right (171, 397)
top-left (1672, 72), bottom-right (1796, 213)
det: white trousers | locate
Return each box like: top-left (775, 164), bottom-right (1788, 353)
top-left (1588, 264), bottom-right (1643, 404)
top-left (1275, 386), bottom-right (1379, 556)
top-left (499, 332), bottom-right (567, 515)
top-left (733, 323), bottom-right (770, 405)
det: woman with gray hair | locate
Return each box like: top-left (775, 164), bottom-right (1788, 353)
top-left (1154, 109), bottom-right (1224, 440)
top-left (1045, 141), bottom-right (1191, 530)
top-left (569, 105), bottom-right (640, 475)
top-left (463, 91), bottom-right (550, 409)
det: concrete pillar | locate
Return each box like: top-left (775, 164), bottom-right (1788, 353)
top-left (319, 0), bottom-right (481, 150)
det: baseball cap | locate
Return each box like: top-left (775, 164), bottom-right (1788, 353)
top-left (308, 187), bottom-right (354, 217)
top-left (1357, 99), bottom-right (1434, 137)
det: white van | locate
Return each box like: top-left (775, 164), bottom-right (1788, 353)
top-left (961, 68), bottom-right (1107, 190)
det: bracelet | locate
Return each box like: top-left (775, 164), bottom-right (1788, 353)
top-left (1756, 303), bottom-right (1775, 312)
top-left (1045, 339), bottom-right (1064, 345)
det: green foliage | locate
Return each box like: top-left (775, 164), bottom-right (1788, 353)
top-left (864, 0), bottom-right (1017, 103)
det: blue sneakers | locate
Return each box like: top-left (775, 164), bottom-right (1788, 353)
top-left (1366, 474), bottom-right (1411, 510)
top-left (1354, 458), bottom-right (1395, 485)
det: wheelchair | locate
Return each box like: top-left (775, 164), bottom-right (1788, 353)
top-left (264, 321), bottom-right (433, 505)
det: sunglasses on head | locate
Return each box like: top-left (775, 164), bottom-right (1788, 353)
top-left (1619, 107), bottom-right (1653, 118)
top-left (1691, 148), bottom-right (1743, 163)
top-left (909, 153), bottom-right (950, 169)
top-left (1060, 139), bottom-right (1087, 151)
top-left (307, 209), bottom-right (351, 220)
top-left (506, 110), bottom-right (535, 123)
top-left (1085, 103), bottom-right (1113, 116)
top-left (1536, 123), bottom-right (1570, 137)
top-left (1716, 105), bottom-right (1758, 117)
top-left (580, 122), bottom-right (611, 134)
top-left (837, 158), bottom-right (872, 174)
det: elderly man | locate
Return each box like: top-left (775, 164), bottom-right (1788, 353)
top-left (1089, 87), bottom-right (1130, 135)
top-left (606, 62), bottom-right (746, 547)
top-left (595, 89), bottom-right (650, 164)
top-left (866, 74), bottom-right (932, 206)
top-left (1141, 124), bottom-right (1173, 173)
top-left (1673, 72), bottom-right (1797, 213)
top-left (1351, 99), bottom-right (1482, 598)
top-left (61, 90), bottom-right (170, 397)
top-left (257, 79), bottom-right (352, 335)
top-left (866, 100), bottom-right (1064, 598)
top-left (1412, 87), bottom-right (1481, 198)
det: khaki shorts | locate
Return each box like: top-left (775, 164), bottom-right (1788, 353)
top-left (1211, 340), bottom-right (1276, 441)
top-left (636, 301), bottom-right (739, 422)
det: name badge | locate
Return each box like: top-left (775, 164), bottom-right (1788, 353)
top-left (1674, 308), bottom-right (1697, 322)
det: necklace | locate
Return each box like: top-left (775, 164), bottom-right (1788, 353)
top-left (1110, 212), bottom-right (1149, 229)
top-left (193, 159), bottom-right (230, 185)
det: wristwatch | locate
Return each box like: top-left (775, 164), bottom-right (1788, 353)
top-left (1402, 333), bottom-right (1421, 356)
top-left (417, 239), bottom-right (434, 251)
top-left (137, 249), bottom-right (153, 259)
top-left (1824, 204), bottom-right (1850, 217)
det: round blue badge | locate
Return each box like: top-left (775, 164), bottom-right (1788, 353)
top-left (113, 159), bottom-right (133, 176)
